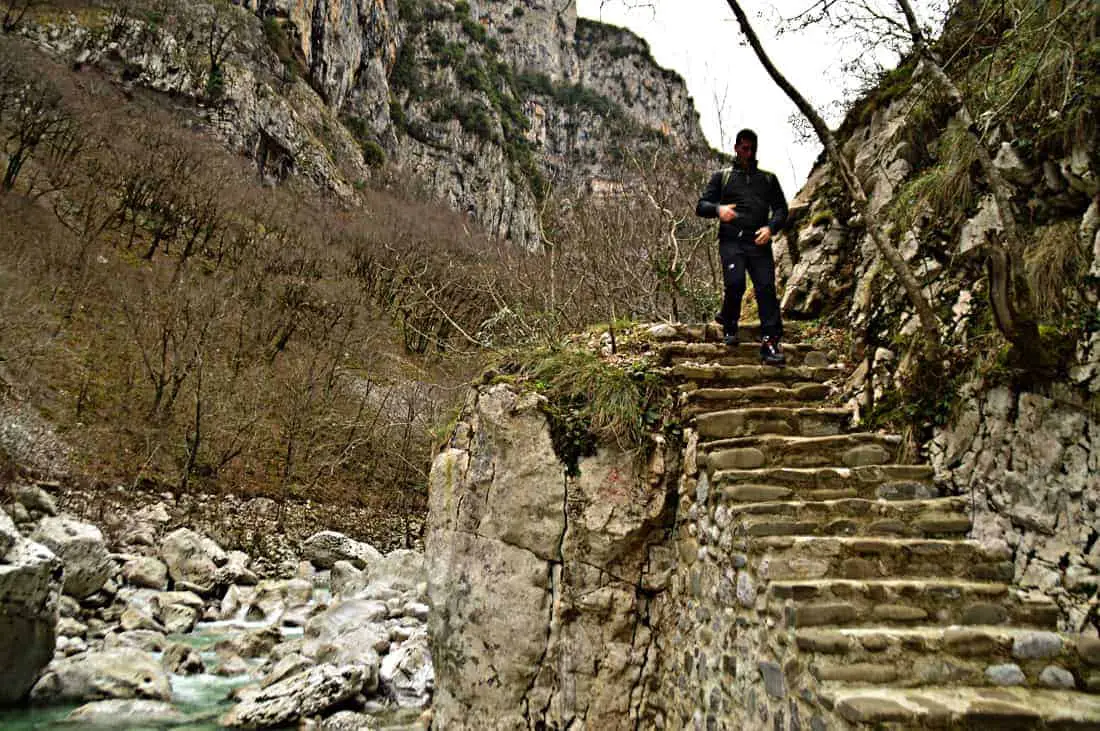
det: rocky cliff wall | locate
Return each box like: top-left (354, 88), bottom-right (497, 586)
top-left (17, 0), bottom-right (708, 249)
top-left (425, 383), bottom-right (677, 729)
top-left (930, 386), bottom-right (1100, 634)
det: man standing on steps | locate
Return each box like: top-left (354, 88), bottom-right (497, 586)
top-left (695, 128), bottom-right (789, 366)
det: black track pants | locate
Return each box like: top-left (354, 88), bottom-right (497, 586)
top-left (718, 238), bottom-right (783, 339)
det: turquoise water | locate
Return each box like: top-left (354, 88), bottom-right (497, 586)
top-left (0, 671), bottom-right (253, 730)
top-left (0, 621), bottom-right (261, 730)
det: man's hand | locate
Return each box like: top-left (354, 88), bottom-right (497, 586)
top-left (754, 226), bottom-right (772, 246)
top-left (718, 204), bottom-right (737, 223)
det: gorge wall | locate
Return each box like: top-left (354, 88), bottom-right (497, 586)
top-left (17, 0), bottom-right (708, 249)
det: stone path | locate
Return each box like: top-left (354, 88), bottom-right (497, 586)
top-left (654, 323), bottom-right (1100, 729)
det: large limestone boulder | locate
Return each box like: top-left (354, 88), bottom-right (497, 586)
top-left (301, 531), bottom-right (381, 570)
top-left (150, 590), bottom-right (204, 634)
top-left (66, 699), bottom-right (185, 726)
top-left (220, 664), bottom-right (366, 728)
top-left (426, 384), bottom-right (672, 729)
top-left (218, 578), bottom-right (313, 623)
top-left (31, 516), bottom-right (113, 598)
top-left (0, 510), bottom-right (62, 704)
top-left (367, 549), bottom-right (424, 592)
top-left (30, 647), bottom-right (172, 702)
top-left (334, 548), bottom-right (426, 598)
top-left (300, 599), bottom-right (387, 691)
top-left (120, 556), bottom-right (169, 590)
top-left (159, 528), bottom-right (225, 592)
top-left (214, 550), bottom-right (258, 586)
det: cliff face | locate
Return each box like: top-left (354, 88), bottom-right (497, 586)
top-left (18, 0), bottom-right (708, 248)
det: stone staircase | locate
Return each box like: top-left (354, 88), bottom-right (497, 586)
top-left (654, 323), bottom-right (1100, 729)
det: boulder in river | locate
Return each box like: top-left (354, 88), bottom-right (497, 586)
top-left (220, 664), bottom-right (366, 728)
top-left (66, 699), bottom-right (185, 726)
top-left (0, 510), bottom-right (62, 703)
top-left (31, 516), bottom-right (113, 599)
top-left (30, 647), bottom-right (172, 703)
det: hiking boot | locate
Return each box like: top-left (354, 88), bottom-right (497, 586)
top-left (760, 336), bottom-right (786, 366)
top-left (723, 332), bottom-right (739, 347)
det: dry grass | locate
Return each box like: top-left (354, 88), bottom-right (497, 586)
top-left (889, 122), bottom-right (981, 235)
top-left (1025, 218), bottom-right (1088, 319)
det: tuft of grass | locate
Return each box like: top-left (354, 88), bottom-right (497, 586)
top-left (889, 122), bottom-right (980, 236)
top-left (1025, 219), bottom-right (1086, 320)
top-left (502, 346), bottom-right (669, 475)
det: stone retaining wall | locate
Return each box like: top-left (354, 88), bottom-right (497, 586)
top-left (931, 384), bottom-right (1100, 633)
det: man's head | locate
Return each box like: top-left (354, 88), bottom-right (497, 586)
top-left (734, 129), bottom-right (757, 164)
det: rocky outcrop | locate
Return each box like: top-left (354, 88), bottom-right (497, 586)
top-left (0, 510), bottom-right (62, 704)
top-left (426, 383), bottom-right (676, 728)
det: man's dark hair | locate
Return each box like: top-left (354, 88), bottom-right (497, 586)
top-left (735, 128), bottom-right (758, 150)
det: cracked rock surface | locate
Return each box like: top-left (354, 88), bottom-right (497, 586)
top-left (425, 384), bottom-right (676, 729)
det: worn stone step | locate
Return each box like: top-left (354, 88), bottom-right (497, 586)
top-left (766, 579), bottom-right (1060, 630)
top-left (713, 465), bottom-right (938, 503)
top-left (724, 498), bottom-right (971, 539)
top-left (799, 627), bottom-right (1100, 692)
top-left (683, 383), bottom-right (833, 415)
top-left (672, 362), bottom-right (841, 387)
top-left (701, 433), bottom-right (902, 470)
top-left (658, 341), bottom-right (830, 368)
top-left (752, 537), bottom-right (1010, 581)
top-left (820, 685), bottom-right (1100, 728)
top-left (645, 322), bottom-right (804, 344)
top-left (696, 406), bottom-right (852, 440)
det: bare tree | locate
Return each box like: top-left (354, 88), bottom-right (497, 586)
top-left (1, 72), bottom-right (74, 191)
top-left (1, 0), bottom-right (36, 33)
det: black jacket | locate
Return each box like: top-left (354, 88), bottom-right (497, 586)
top-left (696, 161), bottom-right (788, 243)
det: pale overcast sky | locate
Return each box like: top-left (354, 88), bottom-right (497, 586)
top-left (574, 0), bottom-right (945, 195)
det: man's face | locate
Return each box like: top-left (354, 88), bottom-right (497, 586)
top-left (734, 138), bottom-right (755, 163)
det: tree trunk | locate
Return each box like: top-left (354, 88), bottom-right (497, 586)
top-left (723, 0), bottom-right (942, 350)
